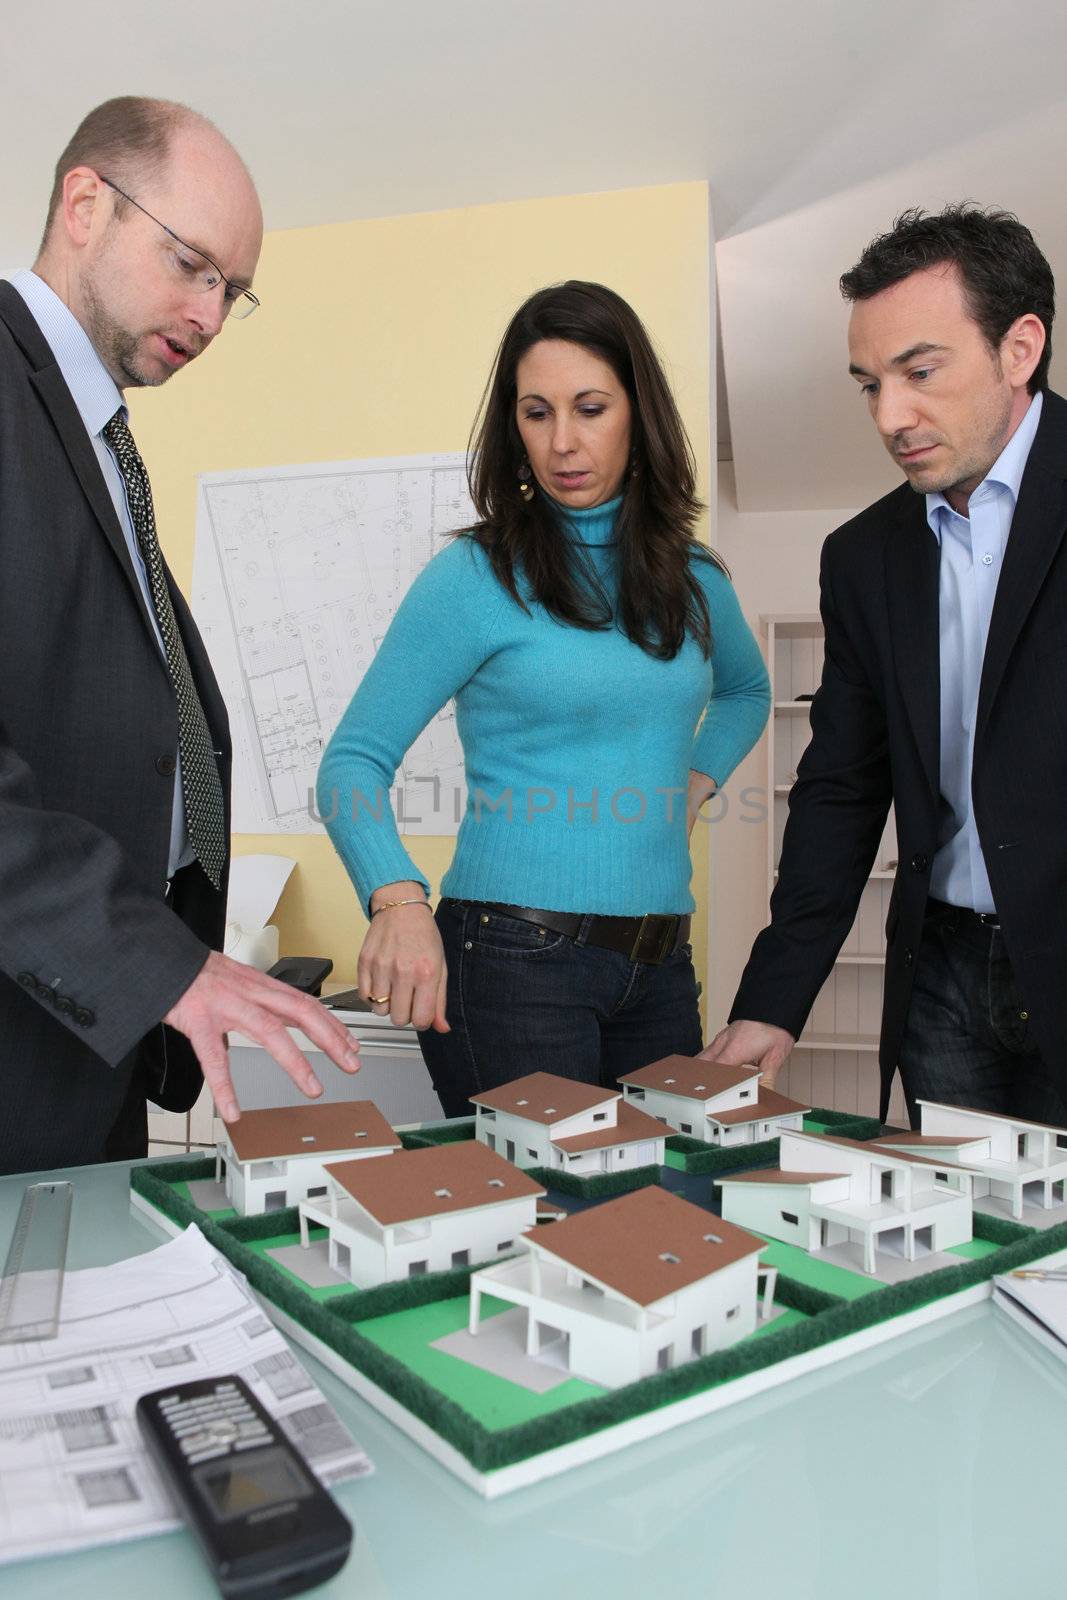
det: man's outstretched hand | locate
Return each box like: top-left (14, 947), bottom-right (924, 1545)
top-left (165, 951), bottom-right (361, 1122)
top-left (699, 1019), bottom-right (795, 1089)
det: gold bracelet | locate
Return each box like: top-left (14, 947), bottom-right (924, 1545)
top-left (370, 897), bottom-right (433, 917)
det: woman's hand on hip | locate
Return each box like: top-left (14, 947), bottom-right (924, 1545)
top-left (358, 885), bottom-right (450, 1033)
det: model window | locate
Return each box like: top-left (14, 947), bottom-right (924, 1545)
top-left (657, 1346), bottom-right (673, 1371)
top-left (451, 1249), bottom-right (470, 1269)
top-left (593, 1112), bottom-right (607, 1122)
top-left (691, 1327), bottom-right (705, 1356)
top-left (408, 1260), bottom-right (428, 1276)
top-left (739, 1089), bottom-right (752, 1099)
top-left (726, 1306), bottom-right (740, 1320)
top-left (485, 1133), bottom-right (496, 1151)
top-left (528, 1148), bottom-right (538, 1159)
top-left (306, 1186), bottom-right (327, 1198)
top-left (1057, 1135), bottom-right (1067, 1150)
top-left (480, 1108), bottom-right (496, 1120)
top-left (628, 1087), bottom-right (645, 1100)
top-left (496, 1240), bottom-right (514, 1252)
top-left (781, 1210), bottom-right (799, 1225)
top-left (681, 1123), bottom-right (692, 1134)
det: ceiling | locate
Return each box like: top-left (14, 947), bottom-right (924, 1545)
top-left (5, 0), bottom-right (1065, 509)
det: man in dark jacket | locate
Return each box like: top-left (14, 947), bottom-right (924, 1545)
top-left (705, 205), bottom-right (1066, 1127)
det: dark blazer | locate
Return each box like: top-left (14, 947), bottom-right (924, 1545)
top-left (0, 280), bottom-right (231, 1174)
top-left (731, 389), bottom-right (1067, 1116)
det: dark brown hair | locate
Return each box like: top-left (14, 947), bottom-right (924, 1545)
top-left (40, 96), bottom-right (204, 251)
top-left (840, 204), bottom-right (1055, 395)
top-left (466, 280), bottom-right (724, 660)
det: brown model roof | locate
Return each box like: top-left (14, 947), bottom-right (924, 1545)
top-left (716, 1169), bottom-right (847, 1187)
top-left (471, 1071), bottom-right (618, 1124)
top-left (873, 1133), bottom-right (983, 1149)
top-left (524, 1184), bottom-right (764, 1306)
top-left (226, 1100), bottom-right (401, 1163)
top-left (325, 1139), bottom-right (544, 1225)
top-left (709, 1087), bottom-right (811, 1127)
top-left (619, 1055), bottom-right (760, 1099)
top-left (552, 1101), bottom-right (667, 1153)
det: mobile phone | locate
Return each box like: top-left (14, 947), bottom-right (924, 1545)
top-left (137, 1373), bottom-right (353, 1598)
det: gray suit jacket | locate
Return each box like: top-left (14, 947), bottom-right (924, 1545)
top-left (0, 280), bottom-right (231, 1173)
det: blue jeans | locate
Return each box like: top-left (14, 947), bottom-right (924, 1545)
top-left (898, 901), bottom-right (1066, 1128)
top-left (417, 899), bottom-right (704, 1118)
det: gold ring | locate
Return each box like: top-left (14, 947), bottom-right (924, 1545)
top-left (369, 994), bottom-right (391, 1005)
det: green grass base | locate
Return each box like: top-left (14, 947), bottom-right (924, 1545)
top-left (130, 1147), bottom-right (1067, 1479)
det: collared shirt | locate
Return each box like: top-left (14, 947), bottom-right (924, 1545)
top-left (10, 269), bottom-right (194, 877)
top-left (925, 391), bottom-right (1043, 913)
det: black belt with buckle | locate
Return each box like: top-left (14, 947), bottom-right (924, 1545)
top-left (925, 896), bottom-right (1000, 931)
top-left (471, 902), bottom-right (691, 965)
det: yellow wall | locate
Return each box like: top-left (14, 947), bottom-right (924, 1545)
top-left (131, 180), bottom-right (712, 1005)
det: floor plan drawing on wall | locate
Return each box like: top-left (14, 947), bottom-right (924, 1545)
top-left (193, 453), bottom-right (474, 835)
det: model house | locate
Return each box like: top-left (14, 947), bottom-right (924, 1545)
top-left (717, 1129), bottom-right (973, 1275)
top-left (873, 1101), bottom-right (1067, 1221)
top-left (297, 1139), bottom-right (545, 1287)
top-left (216, 1100), bottom-right (401, 1216)
top-left (468, 1184), bottom-right (776, 1389)
top-left (470, 1072), bottom-right (667, 1173)
top-left (618, 1055), bottom-right (810, 1146)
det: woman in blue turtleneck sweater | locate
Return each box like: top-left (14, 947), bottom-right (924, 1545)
top-left (318, 281), bottom-right (770, 1116)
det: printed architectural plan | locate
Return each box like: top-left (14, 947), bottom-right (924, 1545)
top-left (193, 453), bottom-right (474, 835)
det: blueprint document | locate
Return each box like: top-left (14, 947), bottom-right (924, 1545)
top-left (193, 453), bottom-right (476, 836)
top-left (0, 1226), bottom-right (371, 1565)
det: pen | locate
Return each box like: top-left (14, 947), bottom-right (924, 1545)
top-left (1010, 1269), bottom-right (1067, 1281)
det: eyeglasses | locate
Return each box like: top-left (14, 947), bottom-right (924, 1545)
top-left (100, 176), bottom-right (260, 320)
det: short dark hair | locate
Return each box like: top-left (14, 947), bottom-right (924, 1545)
top-left (40, 96), bottom-right (204, 252)
top-left (840, 204), bottom-right (1056, 395)
top-left (467, 280), bottom-right (724, 660)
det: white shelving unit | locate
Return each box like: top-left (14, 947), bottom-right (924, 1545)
top-left (762, 614), bottom-right (907, 1124)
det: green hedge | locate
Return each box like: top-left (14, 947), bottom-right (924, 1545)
top-left (526, 1162), bottom-right (661, 1199)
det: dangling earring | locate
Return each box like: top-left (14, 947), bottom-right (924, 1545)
top-left (517, 462), bottom-right (535, 503)
top-left (628, 448), bottom-right (639, 480)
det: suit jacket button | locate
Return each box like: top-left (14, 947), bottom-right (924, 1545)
top-left (17, 971), bottom-right (36, 990)
top-left (903, 948), bottom-right (914, 968)
top-left (35, 981), bottom-right (55, 1004)
top-left (156, 754), bottom-right (176, 777)
top-left (55, 995), bottom-right (74, 1015)
top-left (911, 853), bottom-right (929, 872)
top-left (74, 1007), bottom-right (96, 1027)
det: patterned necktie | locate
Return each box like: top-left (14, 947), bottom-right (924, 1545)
top-left (103, 410), bottom-right (226, 890)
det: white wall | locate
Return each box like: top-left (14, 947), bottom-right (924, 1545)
top-left (705, 464), bottom-right (860, 1030)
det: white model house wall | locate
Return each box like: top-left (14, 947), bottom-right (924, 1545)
top-left (302, 1188), bottom-right (540, 1288)
top-left (920, 1103), bottom-right (1067, 1167)
top-left (719, 1175), bottom-right (851, 1250)
top-left (219, 1141), bottom-right (395, 1216)
top-left (471, 1246), bottom-right (768, 1388)
top-left (552, 1132), bottom-right (665, 1175)
top-left (476, 1103), bottom-right (617, 1168)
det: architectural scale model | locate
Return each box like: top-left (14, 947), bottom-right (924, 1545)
top-left (297, 1139), bottom-right (545, 1287)
top-left (618, 1054), bottom-right (809, 1146)
top-left (468, 1184), bottom-right (776, 1388)
top-left (215, 1100), bottom-right (400, 1216)
top-left (471, 1071), bottom-right (667, 1173)
top-left (873, 1101), bottom-right (1067, 1223)
top-left (717, 1129), bottom-right (973, 1275)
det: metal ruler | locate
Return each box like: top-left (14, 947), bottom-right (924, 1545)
top-left (0, 1181), bottom-right (73, 1342)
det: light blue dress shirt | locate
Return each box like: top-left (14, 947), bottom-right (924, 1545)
top-left (10, 269), bottom-right (193, 878)
top-left (926, 391), bottom-right (1043, 913)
